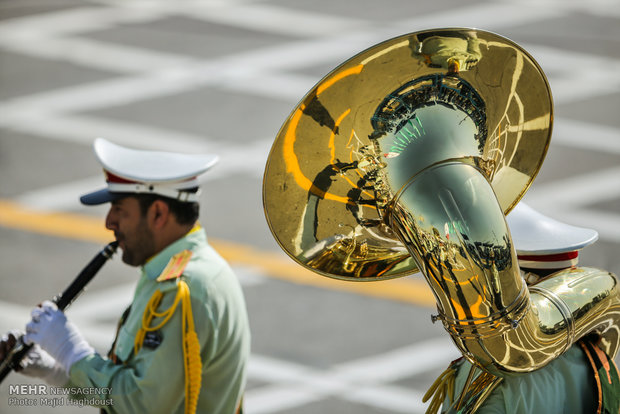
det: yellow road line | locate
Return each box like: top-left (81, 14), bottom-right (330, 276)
top-left (0, 200), bottom-right (112, 243)
top-left (0, 200), bottom-right (435, 307)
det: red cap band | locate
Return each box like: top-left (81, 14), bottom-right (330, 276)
top-left (518, 251), bottom-right (579, 262)
top-left (104, 170), bottom-right (138, 184)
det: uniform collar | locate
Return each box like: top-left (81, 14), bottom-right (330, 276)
top-left (141, 223), bottom-right (205, 281)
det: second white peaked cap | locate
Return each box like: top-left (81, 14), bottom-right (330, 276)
top-left (506, 202), bottom-right (598, 269)
top-left (80, 138), bottom-right (219, 205)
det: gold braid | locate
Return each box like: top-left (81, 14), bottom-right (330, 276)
top-left (135, 280), bottom-right (203, 414)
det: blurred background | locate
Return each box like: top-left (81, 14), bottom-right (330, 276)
top-left (0, 0), bottom-right (618, 412)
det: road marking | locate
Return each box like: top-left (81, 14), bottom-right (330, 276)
top-left (394, 1), bottom-right (565, 32)
top-left (176, 2), bottom-right (369, 37)
top-left (14, 176), bottom-right (105, 212)
top-left (535, 209), bottom-right (620, 244)
top-left (526, 166), bottom-right (620, 208)
top-left (344, 386), bottom-right (427, 413)
top-left (1, 1), bottom-right (618, 119)
top-left (333, 339), bottom-right (459, 382)
top-left (0, 35), bottom-right (196, 74)
top-left (0, 112), bottom-right (221, 152)
top-left (246, 336), bottom-right (458, 413)
top-left (10, 137), bottom-right (270, 212)
top-left (524, 166), bottom-right (620, 243)
top-left (0, 200), bottom-right (113, 244)
top-left (0, 199), bottom-right (435, 307)
top-left (524, 44), bottom-right (620, 105)
top-left (553, 119), bottom-right (620, 155)
top-left (0, 5), bottom-right (167, 37)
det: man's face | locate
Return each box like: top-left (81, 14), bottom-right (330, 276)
top-left (105, 197), bottom-right (156, 266)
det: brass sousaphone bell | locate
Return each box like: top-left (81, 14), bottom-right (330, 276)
top-left (263, 28), bottom-right (620, 378)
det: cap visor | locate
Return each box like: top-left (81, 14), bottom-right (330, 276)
top-left (80, 189), bottom-right (126, 205)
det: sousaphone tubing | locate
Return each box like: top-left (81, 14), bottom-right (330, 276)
top-left (263, 28), bottom-right (620, 378)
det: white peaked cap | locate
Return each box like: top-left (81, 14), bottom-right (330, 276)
top-left (80, 138), bottom-right (219, 205)
top-left (506, 202), bottom-right (598, 269)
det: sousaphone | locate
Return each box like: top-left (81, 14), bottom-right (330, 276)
top-left (263, 28), bottom-right (620, 382)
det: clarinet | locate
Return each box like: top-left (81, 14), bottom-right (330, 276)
top-left (0, 241), bottom-right (118, 384)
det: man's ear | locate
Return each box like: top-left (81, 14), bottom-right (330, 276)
top-left (149, 199), bottom-right (170, 229)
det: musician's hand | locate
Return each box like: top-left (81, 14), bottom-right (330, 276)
top-left (2, 330), bottom-right (69, 386)
top-left (24, 301), bottom-right (94, 375)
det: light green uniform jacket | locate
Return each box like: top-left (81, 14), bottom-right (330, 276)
top-left (67, 227), bottom-right (251, 414)
top-left (443, 345), bottom-right (596, 413)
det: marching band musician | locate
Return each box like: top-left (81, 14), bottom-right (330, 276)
top-left (2, 138), bottom-right (251, 413)
top-left (426, 203), bottom-right (620, 414)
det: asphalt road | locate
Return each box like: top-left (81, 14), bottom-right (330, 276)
top-left (0, 0), bottom-right (619, 413)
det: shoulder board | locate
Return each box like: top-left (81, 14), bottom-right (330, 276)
top-left (156, 250), bottom-right (193, 282)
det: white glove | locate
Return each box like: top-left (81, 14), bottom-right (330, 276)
top-left (23, 301), bottom-right (94, 375)
top-left (1, 331), bottom-right (69, 386)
